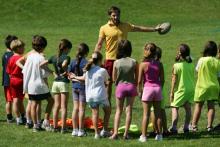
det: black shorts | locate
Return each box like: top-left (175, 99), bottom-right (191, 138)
top-left (28, 92), bottom-right (51, 101)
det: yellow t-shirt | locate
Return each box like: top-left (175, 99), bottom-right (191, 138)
top-left (99, 21), bottom-right (134, 60)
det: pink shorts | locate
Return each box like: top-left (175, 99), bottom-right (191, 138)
top-left (115, 83), bottom-right (137, 98)
top-left (142, 86), bottom-right (162, 102)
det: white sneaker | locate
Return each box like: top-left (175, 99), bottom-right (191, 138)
top-left (155, 134), bottom-right (163, 141)
top-left (139, 135), bottom-right (147, 142)
top-left (72, 129), bottom-right (78, 136)
top-left (100, 129), bottom-right (111, 138)
top-left (94, 133), bottom-right (100, 139)
top-left (41, 120), bottom-right (50, 131)
top-left (78, 129), bottom-right (87, 137)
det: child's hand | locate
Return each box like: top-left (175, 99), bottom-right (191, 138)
top-left (68, 72), bottom-right (76, 79)
top-left (53, 72), bottom-right (58, 79)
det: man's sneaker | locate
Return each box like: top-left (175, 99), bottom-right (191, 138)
top-left (61, 128), bottom-right (68, 134)
top-left (25, 122), bottom-right (33, 129)
top-left (41, 120), bottom-right (50, 131)
top-left (94, 133), bottom-right (100, 139)
top-left (71, 129), bottom-right (78, 136)
top-left (78, 129), bottom-right (87, 137)
top-left (16, 118), bottom-right (25, 125)
top-left (100, 129), bottom-right (111, 138)
top-left (139, 135), bottom-right (147, 142)
top-left (155, 134), bottom-right (163, 141)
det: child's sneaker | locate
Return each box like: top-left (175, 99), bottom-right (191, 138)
top-left (25, 122), bottom-right (33, 129)
top-left (72, 129), bottom-right (78, 136)
top-left (61, 128), bottom-right (68, 134)
top-left (139, 135), bottom-right (147, 142)
top-left (155, 134), bottom-right (163, 141)
top-left (100, 129), bottom-right (111, 138)
top-left (32, 126), bottom-right (42, 132)
top-left (189, 125), bottom-right (198, 132)
top-left (78, 129), bottom-right (87, 137)
top-left (16, 117), bottom-right (24, 125)
top-left (168, 127), bottom-right (178, 134)
top-left (94, 134), bottom-right (100, 139)
top-left (207, 126), bottom-right (213, 132)
top-left (7, 118), bottom-right (15, 124)
top-left (41, 120), bottom-right (50, 131)
top-left (51, 127), bottom-right (59, 133)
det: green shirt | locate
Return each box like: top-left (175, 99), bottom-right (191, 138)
top-left (114, 57), bottom-right (137, 85)
top-left (194, 57), bottom-right (220, 101)
top-left (171, 61), bottom-right (195, 107)
top-left (48, 54), bottom-right (71, 83)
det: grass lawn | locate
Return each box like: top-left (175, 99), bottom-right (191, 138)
top-left (0, 0), bottom-right (220, 146)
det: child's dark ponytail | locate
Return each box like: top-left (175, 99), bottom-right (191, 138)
top-left (84, 51), bottom-right (103, 71)
top-left (176, 44), bottom-right (192, 63)
top-left (75, 43), bottom-right (89, 76)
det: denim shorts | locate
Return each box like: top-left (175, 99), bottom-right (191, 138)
top-left (72, 88), bottom-right (86, 102)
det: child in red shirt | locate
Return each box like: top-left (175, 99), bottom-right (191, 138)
top-left (7, 39), bottom-right (26, 125)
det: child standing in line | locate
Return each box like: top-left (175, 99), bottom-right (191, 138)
top-left (22, 35), bottom-right (54, 132)
top-left (41, 39), bottom-right (72, 133)
top-left (169, 44), bottom-right (195, 134)
top-left (138, 43), bottom-right (164, 142)
top-left (68, 43), bottom-right (89, 137)
top-left (2, 35), bottom-right (18, 123)
top-left (71, 52), bottom-right (111, 139)
top-left (191, 41), bottom-right (220, 132)
top-left (7, 39), bottom-right (26, 125)
top-left (150, 46), bottom-right (169, 137)
top-left (110, 40), bottom-right (138, 140)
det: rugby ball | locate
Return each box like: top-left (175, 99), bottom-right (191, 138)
top-left (158, 22), bottom-right (171, 35)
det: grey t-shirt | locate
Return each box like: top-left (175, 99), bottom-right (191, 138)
top-left (114, 57), bottom-right (137, 85)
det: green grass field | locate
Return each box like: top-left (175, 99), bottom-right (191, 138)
top-left (0, 0), bottom-right (220, 146)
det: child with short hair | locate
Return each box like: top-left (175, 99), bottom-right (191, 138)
top-left (2, 35), bottom-right (17, 123)
top-left (41, 39), bottom-right (72, 133)
top-left (169, 44), bottom-right (195, 134)
top-left (7, 39), bottom-right (26, 125)
top-left (72, 52), bottom-right (111, 139)
top-left (191, 41), bottom-right (220, 132)
top-left (68, 43), bottom-right (89, 137)
top-left (22, 35), bottom-right (54, 132)
top-left (110, 40), bottom-right (138, 140)
top-left (138, 43), bottom-right (164, 142)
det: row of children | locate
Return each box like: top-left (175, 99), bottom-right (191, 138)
top-left (2, 35), bottom-right (220, 142)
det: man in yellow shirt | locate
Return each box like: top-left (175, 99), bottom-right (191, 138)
top-left (95, 6), bottom-right (161, 106)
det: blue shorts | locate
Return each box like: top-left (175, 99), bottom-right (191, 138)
top-left (88, 99), bottom-right (110, 109)
top-left (72, 88), bottom-right (86, 102)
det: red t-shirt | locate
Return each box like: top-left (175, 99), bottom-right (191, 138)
top-left (7, 54), bottom-right (23, 79)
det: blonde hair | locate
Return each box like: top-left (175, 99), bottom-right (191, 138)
top-left (10, 39), bottom-right (25, 51)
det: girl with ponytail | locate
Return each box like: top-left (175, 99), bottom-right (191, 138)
top-left (41, 39), bottom-right (72, 133)
top-left (68, 43), bottom-right (89, 137)
top-left (71, 51), bottom-right (111, 139)
top-left (169, 44), bottom-right (195, 134)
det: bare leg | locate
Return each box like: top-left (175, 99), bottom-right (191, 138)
top-left (141, 101), bottom-right (152, 137)
top-left (192, 102), bottom-right (204, 127)
top-left (153, 101), bottom-right (162, 135)
top-left (26, 101), bottom-right (32, 123)
top-left (72, 101), bottom-right (79, 129)
top-left (124, 96), bottom-right (135, 138)
top-left (207, 101), bottom-right (215, 128)
top-left (13, 98), bottom-right (21, 123)
top-left (44, 96), bottom-right (54, 120)
top-left (183, 102), bottom-right (191, 130)
top-left (92, 107), bottom-right (99, 135)
top-left (103, 105), bottom-right (111, 131)
top-left (161, 109), bottom-right (168, 132)
top-left (60, 92), bottom-right (68, 129)
top-left (171, 107), bottom-right (179, 130)
top-left (111, 98), bottom-right (124, 138)
top-left (31, 100), bottom-right (40, 126)
top-left (53, 94), bottom-right (61, 128)
top-left (79, 101), bottom-right (86, 130)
